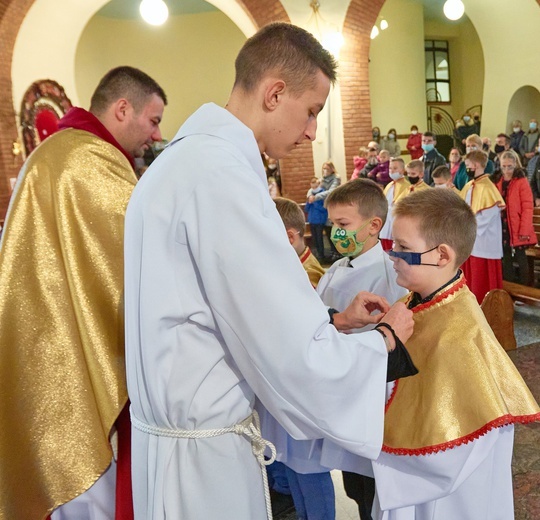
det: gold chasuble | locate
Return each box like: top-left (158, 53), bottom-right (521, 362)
top-left (383, 275), bottom-right (540, 455)
top-left (383, 177), bottom-right (410, 202)
top-left (0, 128), bottom-right (136, 518)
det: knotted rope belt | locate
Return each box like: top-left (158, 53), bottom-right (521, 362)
top-left (131, 409), bottom-right (277, 520)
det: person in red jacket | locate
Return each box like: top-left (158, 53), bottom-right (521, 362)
top-left (493, 149), bottom-right (538, 284)
top-left (406, 125), bottom-right (423, 159)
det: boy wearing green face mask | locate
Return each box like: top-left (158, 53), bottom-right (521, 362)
top-left (312, 179), bottom-right (408, 519)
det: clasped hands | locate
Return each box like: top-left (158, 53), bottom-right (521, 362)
top-left (332, 291), bottom-right (414, 351)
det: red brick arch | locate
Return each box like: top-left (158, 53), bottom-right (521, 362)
top-left (341, 0), bottom-right (386, 179)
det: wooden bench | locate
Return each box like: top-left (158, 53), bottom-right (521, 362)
top-left (525, 207), bottom-right (540, 286)
top-left (502, 280), bottom-right (540, 307)
top-left (481, 289), bottom-right (517, 351)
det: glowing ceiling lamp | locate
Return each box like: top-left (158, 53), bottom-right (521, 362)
top-left (139, 0), bottom-right (169, 26)
top-left (380, 18), bottom-right (389, 30)
top-left (443, 0), bottom-right (465, 21)
top-left (307, 1), bottom-right (344, 58)
top-left (370, 25), bottom-right (380, 40)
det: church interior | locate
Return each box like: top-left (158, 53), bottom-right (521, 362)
top-left (0, 0), bottom-right (539, 518)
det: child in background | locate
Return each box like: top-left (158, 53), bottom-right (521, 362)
top-left (368, 149), bottom-right (391, 187)
top-left (267, 180), bottom-right (411, 520)
top-left (404, 160), bottom-right (430, 194)
top-left (321, 179), bottom-right (410, 519)
top-left (460, 150), bottom-right (505, 303)
top-left (431, 165), bottom-right (460, 193)
top-left (379, 157), bottom-right (410, 251)
top-left (274, 197), bottom-right (325, 288)
top-left (268, 176), bottom-right (281, 199)
top-left (373, 188), bottom-right (540, 518)
top-left (305, 177), bottom-right (328, 262)
top-left (352, 146), bottom-right (368, 180)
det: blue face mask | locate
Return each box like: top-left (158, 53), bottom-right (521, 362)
top-left (388, 245), bottom-right (439, 266)
top-left (422, 143), bottom-right (434, 153)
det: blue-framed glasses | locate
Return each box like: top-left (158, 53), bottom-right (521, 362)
top-left (388, 245), bottom-right (439, 266)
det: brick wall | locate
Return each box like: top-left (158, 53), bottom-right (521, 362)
top-left (0, 0), bottom-right (386, 214)
top-left (0, 0), bottom-right (32, 219)
top-left (341, 0), bottom-right (385, 181)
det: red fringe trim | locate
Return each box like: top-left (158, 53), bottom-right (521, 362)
top-left (410, 276), bottom-right (467, 314)
top-left (382, 412), bottom-right (540, 456)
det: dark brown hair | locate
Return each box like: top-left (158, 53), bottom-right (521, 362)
top-left (233, 23), bottom-right (337, 96)
top-left (90, 66), bottom-right (167, 115)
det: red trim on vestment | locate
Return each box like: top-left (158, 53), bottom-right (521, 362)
top-left (410, 276), bottom-right (467, 314)
top-left (382, 412), bottom-right (540, 456)
top-left (58, 107), bottom-right (135, 169)
top-left (299, 247), bottom-right (311, 264)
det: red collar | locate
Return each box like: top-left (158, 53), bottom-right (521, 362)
top-left (58, 107), bottom-right (135, 169)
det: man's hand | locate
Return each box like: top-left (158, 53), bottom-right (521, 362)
top-left (378, 302), bottom-right (414, 346)
top-left (333, 291), bottom-right (390, 333)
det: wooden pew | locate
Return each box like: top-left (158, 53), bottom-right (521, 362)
top-left (525, 207), bottom-right (540, 286)
top-left (503, 280), bottom-right (540, 307)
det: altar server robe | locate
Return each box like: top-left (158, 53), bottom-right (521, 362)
top-left (260, 243), bottom-right (407, 474)
top-left (124, 103), bottom-right (389, 519)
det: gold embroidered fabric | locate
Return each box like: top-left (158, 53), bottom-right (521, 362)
top-left (300, 247), bottom-right (325, 288)
top-left (384, 177), bottom-right (410, 202)
top-left (383, 276), bottom-right (540, 454)
top-left (461, 174), bottom-right (505, 214)
top-left (0, 129), bottom-right (136, 518)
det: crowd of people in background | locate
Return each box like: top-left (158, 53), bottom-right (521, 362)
top-left (264, 116), bottom-right (539, 299)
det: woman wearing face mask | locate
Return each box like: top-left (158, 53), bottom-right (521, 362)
top-left (492, 150), bottom-right (537, 284)
top-left (447, 147), bottom-right (462, 181)
top-left (519, 119), bottom-right (540, 165)
top-left (381, 128), bottom-right (401, 159)
top-left (406, 125), bottom-right (423, 160)
top-left (454, 134), bottom-right (495, 190)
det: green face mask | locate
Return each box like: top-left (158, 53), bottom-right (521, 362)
top-left (330, 220), bottom-right (372, 258)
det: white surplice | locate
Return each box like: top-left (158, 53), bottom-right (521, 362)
top-left (124, 103), bottom-right (389, 519)
top-left (372, 425), bottom-right (515, 520)
top-left (260, 243), bottom-right (408, 475)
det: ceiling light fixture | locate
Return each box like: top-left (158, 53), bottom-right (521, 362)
top-left (443, 0), bottom-right (465, 21)
top-left (139, 0), bottom-right (169, 26)
top-left (307, 1), bottom-right (344, 58)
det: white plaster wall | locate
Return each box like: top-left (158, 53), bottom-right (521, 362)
top-left (464, 0), bottom-right (540, 142)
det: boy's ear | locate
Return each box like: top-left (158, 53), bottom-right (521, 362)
top-left (286, 228), bottom-right (296, 245)
top-left (370, 217), bottom-right (383, 235)
top-left (436, 243), bottom-right (455, 267)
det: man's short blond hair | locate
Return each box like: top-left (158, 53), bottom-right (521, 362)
top-left (393, 189), bottom-right (476, 267)
top-left (274, 197), bottom-right (306, 237)
top-left (326, 179), bottom-right (388, 226)
top-left (390, 157), bottom-right (405, 168)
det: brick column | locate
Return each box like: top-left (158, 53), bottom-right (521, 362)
top-left (340, 0), bottom-right (385, 180)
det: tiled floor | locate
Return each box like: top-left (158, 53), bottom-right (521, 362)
top-left (276, 304), bottom-right (540, 520)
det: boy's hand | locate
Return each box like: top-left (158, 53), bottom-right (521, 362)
top-left (333, 291), bottom-right (390, 332)
top-left (378, 302), bottom-right (414, 345)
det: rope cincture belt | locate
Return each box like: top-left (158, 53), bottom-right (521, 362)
top-left (130, 408), bottom-right (277, 520)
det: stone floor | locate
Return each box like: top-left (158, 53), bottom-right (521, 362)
top-left (275, 304), bottom-right (540, 520)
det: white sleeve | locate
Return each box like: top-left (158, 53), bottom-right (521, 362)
top-left (186, 165), bottom-right (388, 458)
top-left (372, 427), bottom-right (504, 511)
top-left (475, 205), bottom-right (501, 237)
